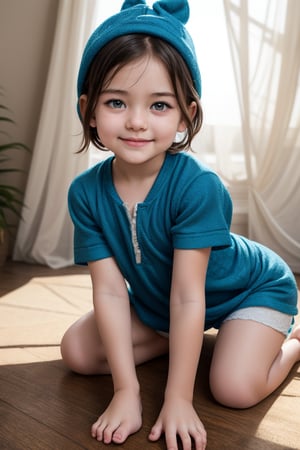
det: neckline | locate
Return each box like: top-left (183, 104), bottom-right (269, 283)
top-left (105, 152), bottom-right (175, 206)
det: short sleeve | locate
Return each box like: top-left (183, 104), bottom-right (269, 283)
top-left (68, 174), bottom-right (113, 265)
top-left (171, 171), bottom-right (232, 249)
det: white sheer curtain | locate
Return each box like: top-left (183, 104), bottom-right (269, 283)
top-left (223, 0), bottom-right (300, 272)
top-left (13, 0), bottom-right (97, 268)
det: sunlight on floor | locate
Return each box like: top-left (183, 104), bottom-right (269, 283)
top-left (254, 378), bottom-right (300, 449)
top-left (0, 274), bottom-right (92, 365)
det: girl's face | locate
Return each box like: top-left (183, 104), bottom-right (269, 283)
top-left (81, 56), bottom-right (195, 168)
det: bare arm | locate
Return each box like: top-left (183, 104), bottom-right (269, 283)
top-left (167, 247), bottom-right (210, 399)
top-left (89, 257), bottom-right (142, 445)
top-left (150, 247), bottom-right (210, 450)
top-left (89, 257), bottom-right (139, 392)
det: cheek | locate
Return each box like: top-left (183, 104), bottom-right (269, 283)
top-left (156, 116), bottom-right (183, 137)
top-left (94, 115), bottom-right (118, 143)
top-left (93, 111), bottom-right (110, 132)
top-left (155, 126), bottom-right (179, 147)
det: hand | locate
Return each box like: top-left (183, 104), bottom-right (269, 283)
top-left (91, 388), bottom-right (142, 444)
top-left (149, 397), bottom-right (207, 450)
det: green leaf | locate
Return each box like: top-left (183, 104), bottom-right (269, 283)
top-left (0, 142), bottom-right (31, 153)
top-left (0, 91), bottom-right (30, 230)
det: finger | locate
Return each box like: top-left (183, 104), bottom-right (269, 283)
top-left (178, 431), bottom-right (192, 450)
top-left (191, 427), bottom-right (207, 450)
top-left (148, 420), bottom-right (163, 442)
top-left (165, 427), bottom-right (179, 450)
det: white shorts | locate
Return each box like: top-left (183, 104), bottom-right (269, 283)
top-left (223, 306), bottom-right (293, 336)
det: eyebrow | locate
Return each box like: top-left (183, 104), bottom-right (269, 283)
top-left (101, 88), bottom-right (176, 98)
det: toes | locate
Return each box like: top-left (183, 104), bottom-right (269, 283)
top-left (112, 419), bottom-right (142, 444)
top-left (112, 426), bottom-right (127, 444)
top-left (91, 419), bottom-right (104, 440)
top-left (112, 422), bottom-right (137, 444)
top-left (102, 428), bottom-right (113, 444)
top-left (91, 412), bottom-right (142, 444)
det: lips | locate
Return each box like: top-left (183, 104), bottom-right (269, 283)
top-left (120, 137), bottom-right (152, 147)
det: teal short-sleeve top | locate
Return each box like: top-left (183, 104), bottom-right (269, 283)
top-left (68, 152), bottom-right (298, 332)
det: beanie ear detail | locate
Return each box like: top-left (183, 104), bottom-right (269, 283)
top-left (153, 0), bottom-right (189, 25)
top-left (121, 0), bottom-right (146, 11)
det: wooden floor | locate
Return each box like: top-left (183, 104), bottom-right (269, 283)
top-left (0, 261), bottom-right (299, 450)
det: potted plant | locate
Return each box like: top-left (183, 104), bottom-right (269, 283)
top-left (0, 93), bottom-right (30, 265)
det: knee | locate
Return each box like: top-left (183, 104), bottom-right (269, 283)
top-left (209, 371), bottom-right (261, 409)
top-left (60, 329), bottom-right (90, 375)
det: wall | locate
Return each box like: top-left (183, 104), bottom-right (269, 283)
top-left (0, 0), bottom-right (59, 246)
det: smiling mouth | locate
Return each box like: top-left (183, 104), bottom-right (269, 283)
top-left (120, 137), bottom-right (153, 147)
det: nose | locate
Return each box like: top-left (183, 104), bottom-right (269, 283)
top-left (125, 107), bottom-right (147, 131)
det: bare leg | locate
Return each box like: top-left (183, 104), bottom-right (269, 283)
top-left (60, 308), bottom-right (168, 444)
top-left (60, 308), bottom-right (168, 374)
top-left (209, 321), bottom-right (300, 409)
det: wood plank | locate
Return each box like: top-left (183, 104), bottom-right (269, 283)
top-left (0, 401), bottom-right (85, 450)
top-left (0, 359), bottom-right (161, 449)
top-left (2, 344), bottom-right (299, 449)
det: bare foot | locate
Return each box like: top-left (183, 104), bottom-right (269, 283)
top-left (91, 389), bottom-right (142, 444)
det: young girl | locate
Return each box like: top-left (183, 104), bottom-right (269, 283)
top-left (61, 1), bottom-right (300, 449)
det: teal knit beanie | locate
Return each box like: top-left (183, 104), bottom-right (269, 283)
top-left (77, 0), bottom-right (201, 105)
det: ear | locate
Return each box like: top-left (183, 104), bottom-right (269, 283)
top-left (79, 95), bottom-right (97, 127)
top-left (177, 101), bottom-right (197, 132)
